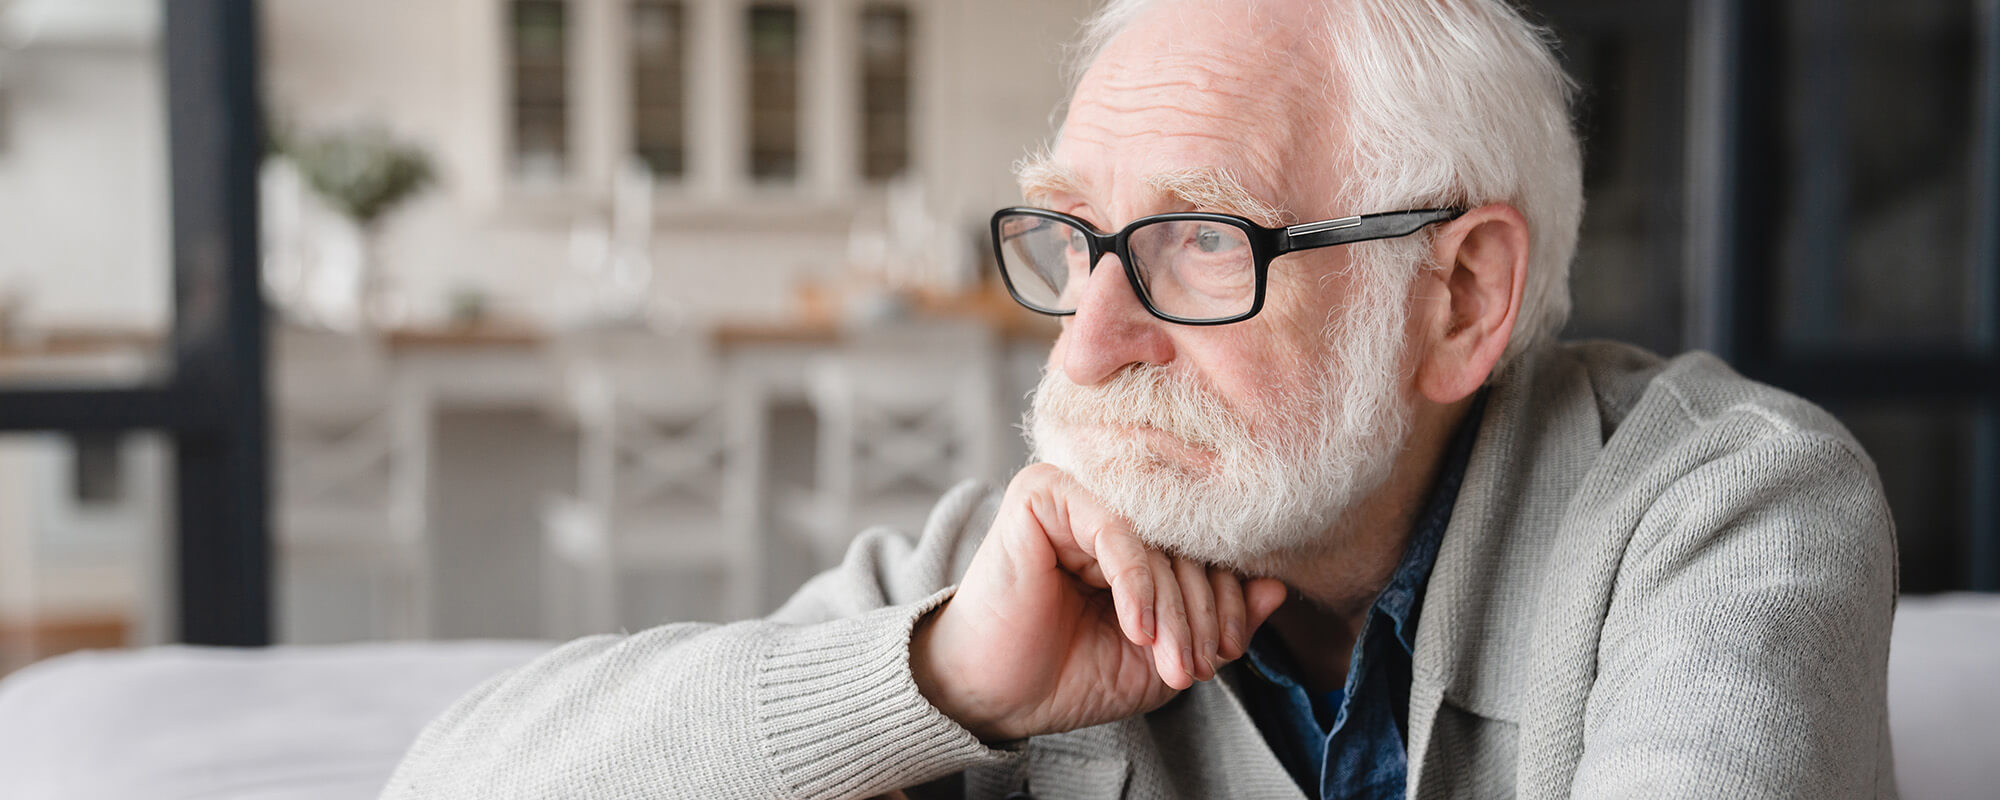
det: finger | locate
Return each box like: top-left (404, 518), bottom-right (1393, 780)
top-left (1174, 558), bottom-right (1220, 681)
top-left (1209, 567), bottom-right (1248, 661)
top-left (1243, 577), bottom-right (1288, 634)
top-left (1149, 550), bottom-right (1193, 689)
top-left (1086, 519), bottom-right (1156, 647)
top-left (1051, 487), bottom-right (1157, 647)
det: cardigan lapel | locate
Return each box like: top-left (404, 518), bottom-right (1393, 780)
top-left (1403, 345), bottom-right (1607, 796)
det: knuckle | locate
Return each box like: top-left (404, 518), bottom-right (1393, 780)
top-left (1002, 464), bottom-right (1062, 505)
top-left (1108, 563), bottom-right (1152, 592)
top-left (1015, 462), bottom-right (1061, 482)
top-left (1014, 462), bottom-right (1075, 494)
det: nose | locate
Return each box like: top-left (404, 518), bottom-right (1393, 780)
top-left (1057, 252), bottom-right (1175, 386)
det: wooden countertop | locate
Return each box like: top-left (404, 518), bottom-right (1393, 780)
top-left (714, 283), bottom-right (1058, 346)
top-left (0, 285), bottom-right (1060, 359)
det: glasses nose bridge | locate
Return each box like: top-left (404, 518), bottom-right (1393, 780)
top-left (1071, 224), bottom-right (1156, 319)
top-left (1080, 225), bottom-right (1126, 273)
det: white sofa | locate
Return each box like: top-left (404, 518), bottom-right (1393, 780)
top-left (1883, 593), bottom-right (2000, 800)
top-left (0, 594), bottom-right (1995, 799)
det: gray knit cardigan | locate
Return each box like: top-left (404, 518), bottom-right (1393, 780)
top-left (382, 341), bottom-right (1899, 799)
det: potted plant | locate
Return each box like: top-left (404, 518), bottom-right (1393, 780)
top-left (281, 125), bottom-right (436, 327)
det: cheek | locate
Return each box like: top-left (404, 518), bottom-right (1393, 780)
top-left (1245, 292), bottom-right (1342, 379)
top-left (1262, 256), bottom-right (1356, 340)
top-left (1176, 327), bottom-right (1328, 430)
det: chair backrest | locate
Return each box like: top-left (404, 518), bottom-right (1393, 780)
top-left (552, 329), bottom-right (751, 532)
top-left (271, 325), bottom-right (428, 545)
top-left (805, 319), bottom-right (1001, 556)
top-left (273, 325), bottom-right (391, 414)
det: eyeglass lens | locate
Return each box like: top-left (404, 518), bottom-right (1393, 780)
top-left (996, 213), bottom-right (1256, 321)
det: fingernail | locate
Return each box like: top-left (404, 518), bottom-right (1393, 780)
top-left (1225, 622), bottom-right (1243, 655)
top-left (1206, 640), bottom-right (1219, 666)
top-left (1181, 646), bottom-right (1194, 678)
top-left (1142, 607), bottom-right (1156, 640)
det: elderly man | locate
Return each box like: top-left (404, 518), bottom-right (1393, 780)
top-left (384, 1), bottom-right (1897, 798)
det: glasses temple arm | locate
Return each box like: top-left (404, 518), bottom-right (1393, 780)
top-left (1280, 208), bottom-right (1466, 251)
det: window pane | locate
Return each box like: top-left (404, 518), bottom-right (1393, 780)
top-left (511, 0), bottom-right (569, 182)
top-left (0, 3), bottom-right (173, 385)
top-left (0, 431), bottom-right (171, 677)
top-left (1775, 0), bottom-right (1980, 349)
top-left (631, 1), bottom-right (686, 179)
top-left (859, 6), bottom-right (913, 180)
top-left (1540, 8), bottom-right (1689, 357)
top-left (746, 4), bottom-right (801, 182)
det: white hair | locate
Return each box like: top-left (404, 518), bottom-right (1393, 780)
top-left (1063, 0), bottom-right (1584, 374)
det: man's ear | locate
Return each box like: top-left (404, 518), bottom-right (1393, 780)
top-left (1412, 203), bottom-right (1529, 404)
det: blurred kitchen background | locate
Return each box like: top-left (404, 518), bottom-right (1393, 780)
top-left (0, 0), bottom-right (1995, 674)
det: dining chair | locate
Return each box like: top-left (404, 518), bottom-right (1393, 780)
top-left (540, 329), bottom-right (766, 635)
top-left (794, 319), bottom-right (1004, 566)
top-left (272, 325), bottom-right (435, 642)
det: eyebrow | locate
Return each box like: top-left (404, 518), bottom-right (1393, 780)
top-left (1014, 151), bottom-right (1081, 207)
top-left (1147, 167), bottom-right (1292, 228)
top-left (1012, 153), bottom-right (1292, 228)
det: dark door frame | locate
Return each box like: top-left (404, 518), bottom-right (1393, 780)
top-left (0, 0), bottom-right (270, 645)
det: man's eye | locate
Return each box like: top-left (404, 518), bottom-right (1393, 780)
top-left (1193, 226), bottom-right (1243, 253)
top-left (1069, 228), bottom-right (1088, 253)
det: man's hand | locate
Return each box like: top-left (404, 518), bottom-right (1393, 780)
top-left (910, 464), bottom-right (1287, 741)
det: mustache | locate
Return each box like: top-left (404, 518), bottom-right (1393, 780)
top-left (1030, 364), bottom-right (1249, 451)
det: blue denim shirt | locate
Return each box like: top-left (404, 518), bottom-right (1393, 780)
top-left (1237, 392), bottom-right (1484, 800)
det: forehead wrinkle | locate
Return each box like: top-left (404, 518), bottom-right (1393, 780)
top-left (1077, 97), bottom-right (1275, 130)
top-left (1067, 68), bottom-right (1315, 218)
top-left (1085, 55), bottom-right (1294, 116)
top-left (1049, 120), bottom-right (1298, 228)
top-left (1063, 0), bottom-right (1346, 216)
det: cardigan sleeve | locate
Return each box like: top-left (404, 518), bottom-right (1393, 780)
top-left (380, 481), bottom-right (1020, 800)
top-left (1571, 429), bottom-right (1899, 798)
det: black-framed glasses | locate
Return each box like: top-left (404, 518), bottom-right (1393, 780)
top-left (990, 206), bottom-right (1465, 325)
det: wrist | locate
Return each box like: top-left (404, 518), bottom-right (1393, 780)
top-left (910, 602), bottom-right (1013, 742)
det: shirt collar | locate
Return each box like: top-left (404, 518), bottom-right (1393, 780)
top-left (1374, 388), bottom-right (1486, 655)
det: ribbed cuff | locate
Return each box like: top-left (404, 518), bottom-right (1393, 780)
top-left (756, 588), bottom-right (1018, 798)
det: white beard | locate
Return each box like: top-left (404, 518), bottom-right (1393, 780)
top-left (1025, 268), bottom-right (1415, 573)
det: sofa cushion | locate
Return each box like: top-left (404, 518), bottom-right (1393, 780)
top-left (1888, 593), bottom-right (2000, 800)
top-left (0, 640), bottom-right (551, 800)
